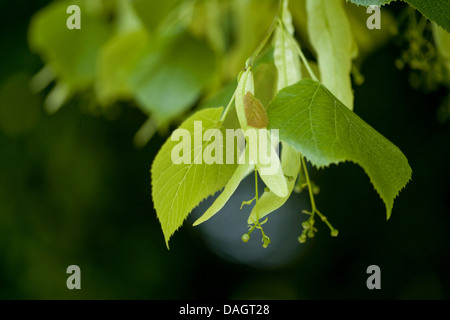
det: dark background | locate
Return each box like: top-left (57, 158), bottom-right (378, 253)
top-left (0, 0), bottom-right (449, 299)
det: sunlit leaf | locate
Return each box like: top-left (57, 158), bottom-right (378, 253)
top-left (151, 108), bottom-right (237, 247)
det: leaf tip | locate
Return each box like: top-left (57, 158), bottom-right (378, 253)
top-left (161, 224), bottom-right (173, 250)
top-left (385, 207), bottom-right (392, 221)
top-left (384, 167), bottom-right (412, 220)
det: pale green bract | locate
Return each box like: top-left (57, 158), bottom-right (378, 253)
top-left (248, 0), bottom-right (302, 224)
top-left (235, 68), bottom-right (254, 131)
top-left (248, 142), bottom-right (300, 224)
top-left (151, 108), bottom-right (237, 248)
top-left (29, 1), bottom-right (111, 89)
top-left (193, 146), bottom-right (254, 226)
top-left (273, 0), bottom-right (301, 91)
top-left (267, 79), bottom-right (412, 219)
top-left (307, 0), bottom-right (356, 110)
top-left (235, 69), bottom-right (288, 198)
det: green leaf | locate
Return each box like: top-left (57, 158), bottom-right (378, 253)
top-left (129, 31), bottom-right (216, 122)
top-left (96, 30), bottom-right (149, 106)
top-left (225, 0), bottom-right (279, 78)
top-left (345, 0), bottom-right (395, 6)
top-left (151, 108), bottom-right (237, 247)
top-left (267, 79), bottom-right (412, 219)
top-left (404, 0), bottom-right (450, 33)
top-left (306, 0), bottom-right (356, 110)
top-left (246, 1), bottom-right (301, 223)
top-left (29, 1), bottom-right (111, 90)
top-left (248, 143), bottom-right (301, 224)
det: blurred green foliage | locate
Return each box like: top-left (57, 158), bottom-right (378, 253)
top-left (0, 0), bottom-right (449, 299)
